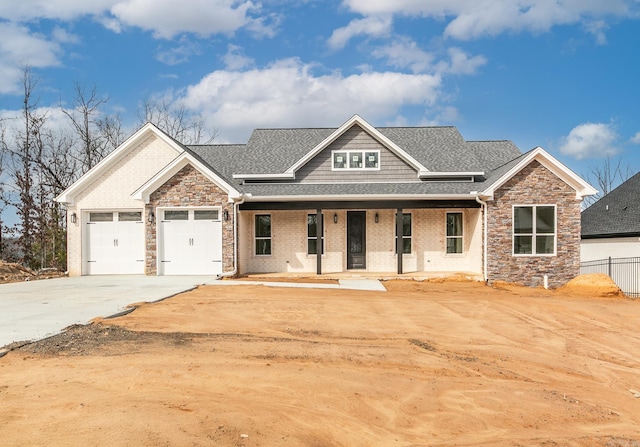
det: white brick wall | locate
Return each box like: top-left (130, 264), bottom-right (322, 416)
top-left (238, 208), bottom-right (483, 276)
top-left (66, 134), bottom-right (180, 276)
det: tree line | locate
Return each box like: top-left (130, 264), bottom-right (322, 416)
top-left (0, 66), bottom-right (215, 271)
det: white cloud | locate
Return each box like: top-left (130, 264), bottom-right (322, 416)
top-left (0, 0), bottom-right (117, 21)
top-left (111, 0), bottom-right (261, 39)
top-left (341, 0), bottom-right (633, 41)
top-left (371, 39), bottom-right (486, 76)
top-left (436, 47), bottom-right (487, 75)
top-left (177, 58), bottom-right (442, 142)
top-left (222, 45), bottom-right (254, 70)
top-left (51, 27), bottom-right (80, 45)
top-left (328, 16), bottom-right (392, 50)
top-left (0, 23), bottom-right (62, 94)
top-left (155, 38), bottom-right (202, 65)
top-left (371, 37), bottom-right (434, 73)
top-left (559, 122), bottom-right (620, 160)
top-left (630, 132), bottom-right (640, 144)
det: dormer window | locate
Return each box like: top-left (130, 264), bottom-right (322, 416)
top-left (332, 150), bottom-right (380, 171)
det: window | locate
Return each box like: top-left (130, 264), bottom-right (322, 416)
top-left (513, 205), bottom-right (556, 255)
top-left (255, 215), bottom-right (272, 255)
top-left (194, 210), bottom-right (219, 220)
top-left (446, 212), bottom-right (463, 254)
top-left (332, 150), bottom-right (380, 171)
top-left (365, 151), bottom-right (379, 168)
top-left (307, 214), bottom-right (324, 255)
top-left (395, 213), bottom-right (412, 254)
top-left (164, 210), bottom-right (188, 221)
top-left (333, 152), bottom-right (347, 169)
top-left (89, 212), bottom-right (114, 222)
top-left (119, 212), bottom-right (142, 222)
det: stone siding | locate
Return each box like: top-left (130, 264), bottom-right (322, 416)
top-left (487, 160), bottom-right (581, 288)
top-left (146, 164), bottom-right (234, 275)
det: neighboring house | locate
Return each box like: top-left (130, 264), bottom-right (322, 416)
top-left (56, 115), bottom-right (596, 288)
top-left (581, 171), bottom-right (640, 262)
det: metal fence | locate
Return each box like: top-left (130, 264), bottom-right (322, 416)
top-left (580, 257), bottom-right (640, 298)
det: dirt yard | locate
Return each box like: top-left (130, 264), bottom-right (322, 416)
top-left (1, 275), bottom-right (640, 446)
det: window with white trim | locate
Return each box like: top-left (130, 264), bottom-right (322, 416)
top-left (446, 212), bottom-right (463, 254)
top-left (513, 205), bottom-right (556, 255)
top-left (307, 214), bottom-right (324, 255)
top-left (332, 150), bottom-right (380, 170)
top-left (255, 214), bottom-right (272, 255)
top-left (395, 213), bottom-right (412, 254)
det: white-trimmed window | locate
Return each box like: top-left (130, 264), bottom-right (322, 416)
top-left (395, 213), bottom-right (412, 254)
top-left (513, 205), bottom-right (556, 255)
top-left (307, 214), bottom-right (324, 255)
top-left (332, 150), bottom-right (380, 170)
top-left (255, 214), bottom-right (272, 256)
top-left (446, 212), bottom-right (463, 254)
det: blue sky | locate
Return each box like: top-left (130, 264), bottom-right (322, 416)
top-left (1, 0), bottom-right (640, 192)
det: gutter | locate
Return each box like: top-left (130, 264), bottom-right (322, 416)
top-left (217, 193), bottom-right (247, 279)
top-left (474, 194), bottom-right (489, 282)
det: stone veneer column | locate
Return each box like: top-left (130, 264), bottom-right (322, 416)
top-left (486, 160), bottom-right (581, 288)
top-left (144, 164), bottom-right (235, 275)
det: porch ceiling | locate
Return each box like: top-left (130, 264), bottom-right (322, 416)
top-left (239, 199), bottom-right (481, 211)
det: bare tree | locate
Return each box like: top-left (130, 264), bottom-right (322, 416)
top-left (583, 156), bottom-right (638, 208)
top-left (1, 66), bottom-right (44, 268)
top-left (61, 82), bottom-right (122, 172)
top-left (137, 97), bottom-right (218, 144)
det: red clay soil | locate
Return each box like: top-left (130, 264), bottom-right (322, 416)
top-left (1, 274), bottom-right (639, 446)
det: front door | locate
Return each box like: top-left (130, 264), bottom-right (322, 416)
top-left (347, 211), bottom-right (366, 269)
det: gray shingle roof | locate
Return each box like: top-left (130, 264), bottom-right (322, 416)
top-left (581, 171), bottom-right (640, 237)
top-left (188, 123), bottom-right (525, 198)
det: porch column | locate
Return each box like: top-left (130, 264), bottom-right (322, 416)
top-left (396, 208), bottom-right (403, 275)
top-left (316, 208), bottom-right (323, 275)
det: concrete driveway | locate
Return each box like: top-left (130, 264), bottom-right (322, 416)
top-left (0, 275), bottom-right (217, 349)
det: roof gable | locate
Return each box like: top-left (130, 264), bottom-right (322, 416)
top-left (480, 147), bottom-right (597, 200)
top-left (55, 123), bottom-right (185, 205)
top-left (286, 115), bottom-right (427, 176)
top-left (131, 150), bottom-right (241, 203)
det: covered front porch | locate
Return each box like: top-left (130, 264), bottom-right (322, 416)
top-left (237, 199), bottom-right (484, 278)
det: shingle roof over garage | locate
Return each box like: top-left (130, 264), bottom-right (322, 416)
top-left (581, 171), bottom-right (640, 238)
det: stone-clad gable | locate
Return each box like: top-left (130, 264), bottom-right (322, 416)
top-left (486, 160), bottom-right (581, 288)
top-left (145, 164), bottom-right (234, 274)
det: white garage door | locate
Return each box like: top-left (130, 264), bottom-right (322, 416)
top-left (85, 211), bottom-right (145, 275)
top-left (159, 208), bottom-right (223, 275)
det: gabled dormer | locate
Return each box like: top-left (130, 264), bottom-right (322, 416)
top-left (233, 115), bottom-right (484, 184)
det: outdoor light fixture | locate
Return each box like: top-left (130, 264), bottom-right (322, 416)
top-left (70, 212), bottom-right (77, 224)
top-left (147, 211), bottom-right (154, 223)
top-left (334, 213), bottom-right (338, 224)
top-left (223, 209), bottom-right (229, 221)
top-left (375, 213), bottom-right (379, 223)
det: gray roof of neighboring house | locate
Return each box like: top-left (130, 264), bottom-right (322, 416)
top-left (188, 124), bottom-right (525, 198)
top-left (581, 171), bottom-right (640, 238)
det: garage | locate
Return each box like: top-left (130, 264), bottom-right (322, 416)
top-left (158, 208), bottom-right (223, 275)
top-left (84, 211), bottom-right (145, 275)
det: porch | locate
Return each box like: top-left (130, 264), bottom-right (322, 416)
top-left (237, 199), bottom-right (483, 278)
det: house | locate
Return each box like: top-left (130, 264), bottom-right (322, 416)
top-left (55, 115), bottom-right (596, 288)
top-left (581, 171), bottom-right (640, 262)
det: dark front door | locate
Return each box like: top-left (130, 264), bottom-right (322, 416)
top-left (347, 211), bottom-right (366, 269)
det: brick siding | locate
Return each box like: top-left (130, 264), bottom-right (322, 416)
top-left (487, 160), bottom-right (581, 288)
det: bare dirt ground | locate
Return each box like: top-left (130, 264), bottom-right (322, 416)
top-left (2, 274), bottom-right (640, 446)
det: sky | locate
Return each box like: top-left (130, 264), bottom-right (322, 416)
top-left (1, 0), bottom-right (640, 209)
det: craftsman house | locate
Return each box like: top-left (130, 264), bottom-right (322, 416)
top-left (56, 115), bottom-right (596, 288)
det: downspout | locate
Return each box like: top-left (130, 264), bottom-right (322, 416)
top-left (475, 194), bottom-right (488, 282)
top-left (217, 193), bottom-right (246, 279)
